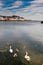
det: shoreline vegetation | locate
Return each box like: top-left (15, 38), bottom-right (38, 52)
top-left (0, 15), bottom-right (31, 21)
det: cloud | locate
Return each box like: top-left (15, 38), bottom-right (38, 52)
top-left (12, 1), bottom-right (23, 8)
top-left (3, 1), bottom-right (23, 9)
top-left (0, 10), bottom-right (13, 16)
top-left (15, 0), bottom-right (43, 20)
top-left (0, 1), bottom-right (23, 16)
top-left (0, 1), bottom-right (3, 8)
top-left (32, 0), bottom-right (43, 3)
top-left (0, 0), bottom-right (43, 20)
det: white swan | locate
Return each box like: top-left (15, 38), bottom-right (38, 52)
top-left (13, 53), bottom-right (17, 57)
top-left (24, 52), bottom-right (30, 61)
top-left (9, 46), bottom-right (13, 53)
top-left (16, 48), bottom-right (19, 52)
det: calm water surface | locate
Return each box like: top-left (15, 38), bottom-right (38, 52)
top-left (0, 21), bottom-right (43, 53)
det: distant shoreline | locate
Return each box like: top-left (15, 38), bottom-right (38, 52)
top-left (0, 20), bottom-right (32, 22)
top-left (0, 15), bottom-right (31, 22)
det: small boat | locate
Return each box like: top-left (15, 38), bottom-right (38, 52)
top-left (41, 21), bottom-right (43, 23)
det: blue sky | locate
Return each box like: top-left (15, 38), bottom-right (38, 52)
top-left (0, 0), bottom-right (43, 20)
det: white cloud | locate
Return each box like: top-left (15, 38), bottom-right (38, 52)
top-left (28, 13), bottom-right (43, 20)
top-left (0, 1), bottom-right (3, 8)
top-left (31, 0), bottom-right (43, 3)
top-left (12, 1), bottom-right (23, 8)
top-left (3, 1), bottom-right (23, 9)
top-left (0, 10), bottom-right (13, 16)
top-left (15, 0), bottom-right (43, 20)
top-left (35, 0), bottom-right (43, 3)
top-left (0, 0), bottom-right (43, 20)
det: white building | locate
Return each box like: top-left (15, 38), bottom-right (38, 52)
top-left (0, 17), bottom-right (4, 20)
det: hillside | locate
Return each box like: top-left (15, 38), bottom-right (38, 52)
top-left (0, 15), bottom-right (26, 21)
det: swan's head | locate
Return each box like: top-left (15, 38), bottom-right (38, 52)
top-left (26, 51), bottom-right (28, 55)
top-left (10, 46), bottom-right (12, 49)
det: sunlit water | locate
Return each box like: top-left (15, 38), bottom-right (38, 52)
top-left (0, 21), bottom-right (43, 53)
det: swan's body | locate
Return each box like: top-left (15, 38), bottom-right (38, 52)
top-left (13, 53), bottom-right (17, 57)
top-left (16, 48), bottom-right (19, 52)
top-left (24, 52), bottom-right (30, 61)
top-left (9, 46), bottom-right (13, 53)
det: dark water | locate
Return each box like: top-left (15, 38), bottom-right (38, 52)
top-left (0, 21), bottom-right (43, 53)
